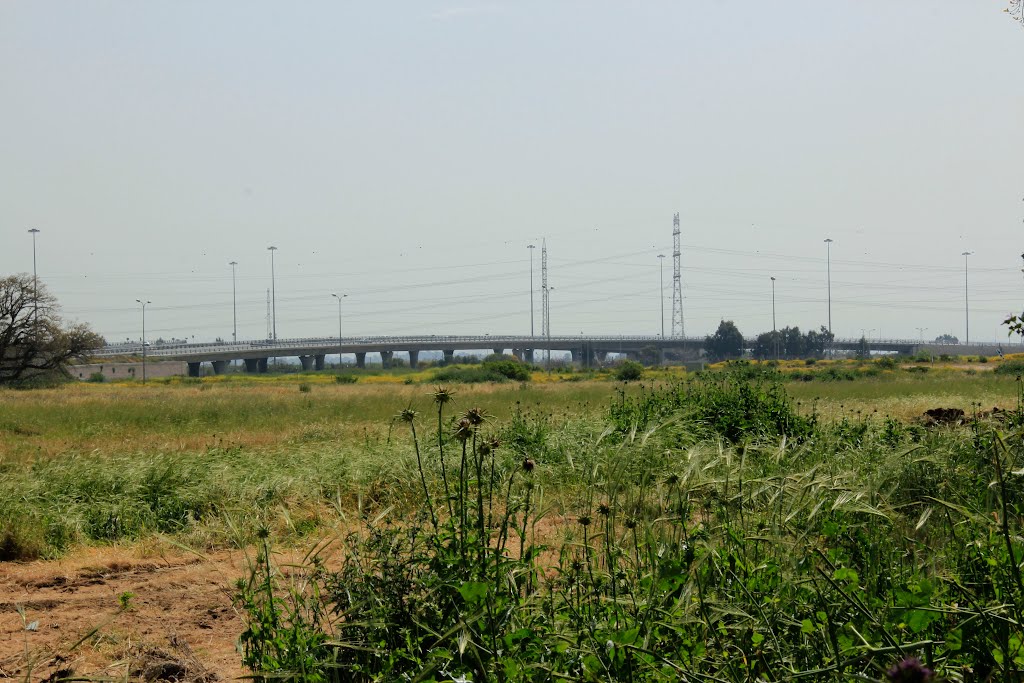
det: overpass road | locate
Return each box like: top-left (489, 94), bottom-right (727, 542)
top-left (92, 335), bottom-right (1018, 377)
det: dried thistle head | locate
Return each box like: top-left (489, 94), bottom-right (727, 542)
top-left (397, 407), bottom-right (417, 423)
top-left (432, 386), bottom-right (455, 405)
top-left (521, 458), bottom-right (535, 473)
top-left (463, 407), bottom-right (488, 426)
top-left (597, 503), bottom-right (611, 517)
top-left (578, 514), bottom-right (592, 527)
top-left (453, 418), bottom-right (473, 443)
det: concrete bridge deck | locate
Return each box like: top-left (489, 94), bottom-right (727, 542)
top-left (93, 335), bottom-right (1017, 377)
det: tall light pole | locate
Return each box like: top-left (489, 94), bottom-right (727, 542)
top-left (658, 254), bottom-right (666, 337)
top-left (229, 261), bottom-right (238, 343)
top-left (824, 238), bottom-right (833, 357)
top-left (27, 228), bottom-right (40, 323)
top-left (824, 238), bottom-right (833, 334)
top-left (136, 299), bottom-right (151, 384)
top-left (962, 251), bottom-right (973, 346)
top-left (267, 246), bottom-right (278, 340)
top-left (546, 286), bottom-right (554, 369)
top-left (527, 244), bottom-right (536, 337)
top-left (332, 292), bottom-right (346, 368)
top-left (770, 276), bottom-right (777, 332)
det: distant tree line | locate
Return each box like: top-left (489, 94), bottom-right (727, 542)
top-left (699, 320), bottom-right (837, 362)
top-left (752, 326), bottom-right (835, 361)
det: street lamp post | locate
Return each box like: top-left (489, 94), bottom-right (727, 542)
top-left (267, 246), bottom-right (278, 340)
top-left (658, 254), bottom-right (666, 337)
top-left (527, 244), bottom-right (536, 337)
top-left (546, 286), bottom-right (554, 370)
top-left (962, 251), bottom-right (973, 346)
top-left (27, 229), bottom-right (40, 322)
top-left (771, 276), bottom-right (778, 359)
top-left (824, 238), bottom-right (833, 357)
top-left (332, 293), bottom-right (347, 368)
top-left (136, 299), bottom-right (151, 383)
top-left (229, 261), bottom-right (238, 343)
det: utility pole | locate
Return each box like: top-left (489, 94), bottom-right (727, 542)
top-left (528, 244), bottom-right (536, 337)
top-left (332, 293), bottom-right (346, 368)
top-left (266, 289), bottom-right (272, 340)
top-left (962, 251), bottom-right (973, 346)
top-left (267, 246), bottom-right (278, 340)
top-left (916, 327), bottom-right (928, 343)
top-left (824, 238), bottom-right (833, 357)
top-left (657, 254), bottom-right (666, 337)
top-left (541, 240), bottom-right (550, 368)
top-left (671, 214), bottom-right (684, 337)
top-left (136, 299), bottom-right (151, 384)
top-left (770, 276), bottom-right (777, 332)
top-left (27, 229), bottom-right (40, 323)
top-left (229, 261), bottom-right (238, 343)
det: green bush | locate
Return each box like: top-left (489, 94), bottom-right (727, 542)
top-left (614, 359), bottom-right (644, 381)
top-left (875, 356), bottom-right (897, 370)
top-left (87, 371), bottom-right (105, 383)
top-left (482, 355), bottom-right (531, 381)
top-left (994, 359), bottom-right (1024, 376)
top-left (334, 374), bottom-right (357, 384)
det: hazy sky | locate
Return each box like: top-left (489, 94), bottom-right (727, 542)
top-left (2, 1), bottom-right (1022, 344)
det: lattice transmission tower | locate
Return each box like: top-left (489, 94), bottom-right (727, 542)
top-left (671, 213), bottom-right (684, 337)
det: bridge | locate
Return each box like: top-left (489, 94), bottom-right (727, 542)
top-left (92, 335), bottom-right (1016, 377)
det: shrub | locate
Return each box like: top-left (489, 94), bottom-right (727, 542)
top-left (87, 371), bottom-right (105, 383)
top-left (334, 374), bottom-right (357, 384)
top-left (875, 356), bottom-right (897, 370)
top-left (994, 359), bottom-right (1024, 376)
top-left (614, 359), bottom-right (644, 381)
top-left (482, 355), bottom-right (531, 381)
top-left (298, 383), bottom-right (312, 393)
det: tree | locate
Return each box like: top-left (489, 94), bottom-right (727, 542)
top-left (0, 274), bottom-right (104, 384)
top-left (803, 325), bottom-right (834, 357)
top-left (934, 334), bottom-right (959, 345)
top-left (753, 331), bottom-right (782, 360)
top-left (705, 320), bottom-right (744, 361)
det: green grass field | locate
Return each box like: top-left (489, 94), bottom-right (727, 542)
top-left (5, 362), bottom-right (1024, 679)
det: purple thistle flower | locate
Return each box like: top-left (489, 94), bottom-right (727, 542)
top-left (885, 657), bottom-right (933, 683)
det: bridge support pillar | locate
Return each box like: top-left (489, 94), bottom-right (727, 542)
top-left (211, 360), bottom-right (227, 375)
top-left (257, 358), bottom-right (269, 373)
top-left (525, 349), bottom-right (534, 363)
top-left (244, 358), bottom-right (260, 373)
top-left (298, 355), bottom-right (314, 371)
top-left (355, 352), bottom-right (366, 368)
top-left (492, 348), bottom-right (504, 356)
top-left (187, 361), bottom-right (202, 377)
top-left (380, 351), bottom-right (394, 369)
top-left (443, 349), bottom-right (455, 365)
top-left (408, 350), bottom-right (419, 369)
top-left (595, 350), bottom-right (607, 365)
top-left (314, 354), bottom-right (325, 371)
top-left (512, 348), bottom-right (524, 361)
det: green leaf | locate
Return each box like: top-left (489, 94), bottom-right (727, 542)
top-left (458, 581), bottom-right (489, 605)
top-left (801, 619), bottom-right (815, 634)
top-left (752, 632), bottom-right (765, 645)
top-left (946, 628), bottom-right (962, 652)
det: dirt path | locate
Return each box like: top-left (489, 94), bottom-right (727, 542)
top-left (0, 547), bottom-right (249, 681)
